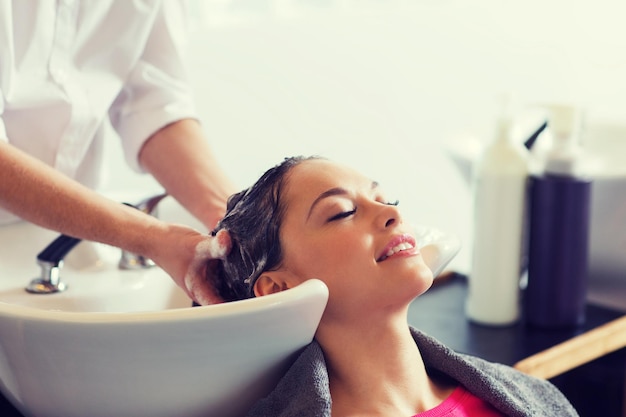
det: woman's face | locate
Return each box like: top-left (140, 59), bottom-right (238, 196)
top-left (266, 159), bottom-right (433, 322)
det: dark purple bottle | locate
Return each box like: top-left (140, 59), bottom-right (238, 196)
top-left (525, 173), bottom-right (592, 328)
top-left (524, 174), bottom-right (591, 328)
top-left (524, 106), bottom-right (594, 328)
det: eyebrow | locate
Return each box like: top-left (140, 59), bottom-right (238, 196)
top-left (307, 181), bottom-right (379, 220)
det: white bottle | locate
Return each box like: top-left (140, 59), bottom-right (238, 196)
top-left (466, 99), bottom-right (529, 326)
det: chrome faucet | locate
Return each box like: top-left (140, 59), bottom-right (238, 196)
top-left (26, 234), bottom-right (80, 294)
top-left (118, 193), bottom-right (168, 270)
top-left (25, 193), bottom-right (169, 293)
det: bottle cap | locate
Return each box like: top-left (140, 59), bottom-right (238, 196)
top-left (548, 105), bottom-right (581, 139)
top-left (544, 104), bottom-right (584, 176)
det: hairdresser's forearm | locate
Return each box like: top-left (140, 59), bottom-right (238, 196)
top-left (0, 141), bottom-right (167, 256)
top-left (138, 119), bottom-right (235, 229)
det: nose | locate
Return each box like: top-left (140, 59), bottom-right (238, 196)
top-left (376, 202), bottom-right (401, 229)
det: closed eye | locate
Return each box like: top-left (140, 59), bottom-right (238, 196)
top-left (328, 200), bottom-right (397, 222)
top-left (328, 209), bottom-right (356, 222)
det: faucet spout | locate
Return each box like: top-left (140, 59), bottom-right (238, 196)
top-left (119, 193), bottom-right (168, 270)
top-left (131, 193), bottom-right (169, 215)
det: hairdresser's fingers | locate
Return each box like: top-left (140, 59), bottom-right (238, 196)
top-left (149, 225), bottom-right (232, 305)
top-left (183, 230), bottom-right (232, 305)
top-left (208, 229), bottom-right (232, 259)
top-left (189, 259), bottom-right (224, 305)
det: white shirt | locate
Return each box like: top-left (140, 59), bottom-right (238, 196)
top-left (0, 0), bottom-right (197, 224)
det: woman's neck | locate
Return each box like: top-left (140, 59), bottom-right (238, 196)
top-left (316, 318), bottom-right (455, 417)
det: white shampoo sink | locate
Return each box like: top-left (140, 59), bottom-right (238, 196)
top-left (0, 197), bottom-right (328, 417)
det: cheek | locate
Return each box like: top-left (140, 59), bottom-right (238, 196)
top-left (287, 241), bottom-right (337, 278)
top-left (284, 236), bottom-right (358, 285)
top-left (313, 235), bottom-right (367, 272)
top-left (306, 245), bottom-right (373, 308)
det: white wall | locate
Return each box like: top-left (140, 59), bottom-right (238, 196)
top-left (102, 0), bottom-right (626, 274)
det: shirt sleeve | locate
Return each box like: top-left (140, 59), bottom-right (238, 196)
top-left (109, 0), bottom-right (198, 173)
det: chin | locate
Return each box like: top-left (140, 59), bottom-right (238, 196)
top-left (409, 260), bottom-right (433, 281)
top-left (413, 267), bottom-right (435, 296)
top-left (395, 273), bottom-right (433, 304)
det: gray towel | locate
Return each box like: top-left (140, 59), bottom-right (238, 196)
top-left (246, 327), bottom-right (578, 417)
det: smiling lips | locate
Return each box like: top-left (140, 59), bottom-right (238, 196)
top-left (377, 234), bottom-right (418, 262)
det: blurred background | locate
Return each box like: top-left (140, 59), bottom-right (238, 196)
top-left (101, 0), bottom-right (626, 283)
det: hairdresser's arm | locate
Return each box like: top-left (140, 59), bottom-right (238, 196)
top-left (0, 140), bottom-right (226, 304)
top-left (138, 119), bottom-right (236, 229)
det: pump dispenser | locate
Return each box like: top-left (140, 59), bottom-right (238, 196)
top-left (466, 96), bottom-right (529, 326)
top-left (525, 105), bottom-right (592, 328)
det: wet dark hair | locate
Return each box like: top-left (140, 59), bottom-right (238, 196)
top-left (209, 156), bottom-right (321, 302)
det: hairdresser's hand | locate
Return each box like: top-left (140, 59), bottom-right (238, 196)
top-left (148, 225), bottom-right (232, 305)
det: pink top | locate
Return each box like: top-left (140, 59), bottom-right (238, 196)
top-left (412, 386), bottom-right (505, 417)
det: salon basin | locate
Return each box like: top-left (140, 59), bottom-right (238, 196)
top-left (0, 279), bottom-right (328, 417)
top-left (0, 197), bottom-right (329, 417)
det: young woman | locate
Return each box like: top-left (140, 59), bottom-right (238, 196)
top-left (208, 156), bottom-right (578, 417)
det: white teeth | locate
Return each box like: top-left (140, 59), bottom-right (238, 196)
top-left (385, 242), bottom-right (413, 257)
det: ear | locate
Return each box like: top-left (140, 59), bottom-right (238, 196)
top-left (253, 273), bottom-right (292, 297)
